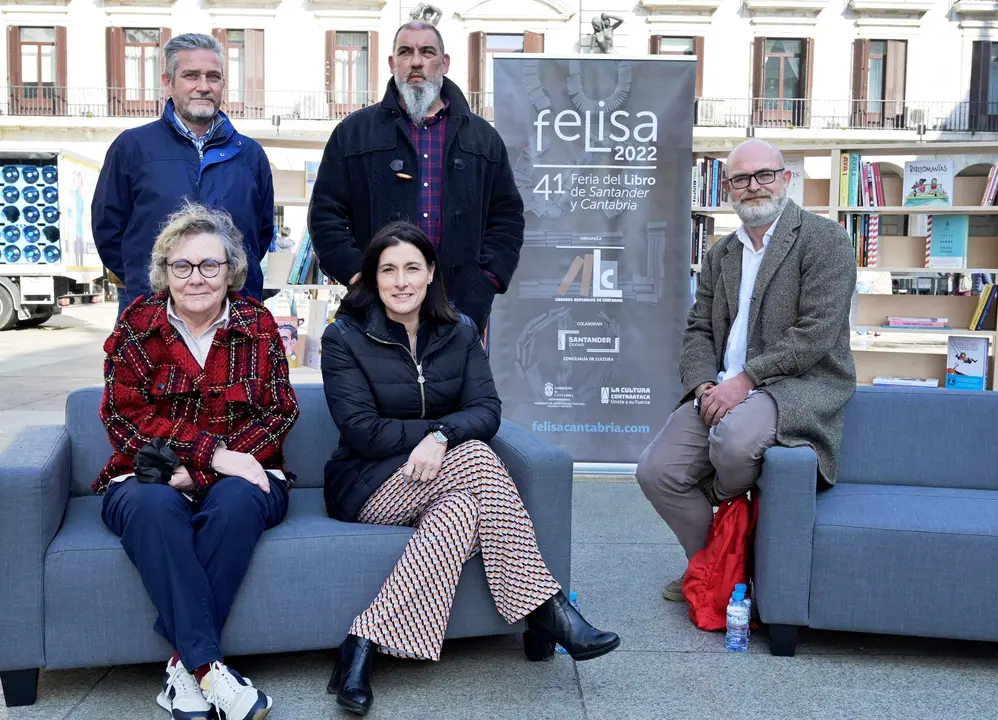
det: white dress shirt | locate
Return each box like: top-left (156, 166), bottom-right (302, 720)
top-left (717, 210), bottom-right (784, 383)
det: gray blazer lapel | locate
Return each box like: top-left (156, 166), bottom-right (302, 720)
top-left (719, 237), bottom-right (743, 324)
top-left (748, 200), bottom-right (803, 335)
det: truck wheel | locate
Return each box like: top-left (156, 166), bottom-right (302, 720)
top-left (0, 286), bottom-right (16, 331)
top-left (16, 313), bottom-right (53, 328)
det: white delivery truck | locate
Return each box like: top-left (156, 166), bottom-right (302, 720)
top-left (0, 149), bottom-right (106, 330)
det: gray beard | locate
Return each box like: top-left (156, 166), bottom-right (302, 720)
top-left (733, 191), bottom-right (788, 227)
top-left (395, 74), bottom-right (442, 125)
top-left (178, 98), bottom-right (218, 125)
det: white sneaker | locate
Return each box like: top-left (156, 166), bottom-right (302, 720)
top-left (156, 656), bottom-right (215, 720)
top-left (199, 661), bottom-right (272, 720)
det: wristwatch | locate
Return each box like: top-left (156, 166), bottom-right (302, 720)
top-left (429, 427), bottom-right (449, 445)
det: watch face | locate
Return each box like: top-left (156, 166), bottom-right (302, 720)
top-left (433, 430), bottom-right (448, 443)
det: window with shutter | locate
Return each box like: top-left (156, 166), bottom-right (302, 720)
top-left (481, 33), bottom-right (523, 121)
top-left (756, 38), bottom-right (803, 126)
top-left (326, 31), bottom-right (373, 119)
top-left (122, 28), bottom-right (162, 115)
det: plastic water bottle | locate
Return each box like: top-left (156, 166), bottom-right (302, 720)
top-left (725, 587), bottom-right (750, 652)
top-left (735, 583), bottom-right (751, 637)
top-left (555, 591), bottom-right (580, 654)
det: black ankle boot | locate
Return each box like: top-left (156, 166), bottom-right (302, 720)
top-left (328, 634), bottom-right (375, 715)
top-left (523, 591), bottom-right (620, 662)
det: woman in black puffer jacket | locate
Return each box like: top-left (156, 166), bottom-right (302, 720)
top-left (320, 222), bottom-right (619, 716)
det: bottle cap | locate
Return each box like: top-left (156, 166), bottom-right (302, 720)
top-left (735, 583), bottom-right (747, 593)
top-left (732, 590), bottom-right (745, 601)
top-left (569, 591), bottom-right (578, 601)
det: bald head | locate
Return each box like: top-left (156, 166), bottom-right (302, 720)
top-left (725, 139), bottom-right (784, 179)
top-left (722, 139), bottom-right (790, 228)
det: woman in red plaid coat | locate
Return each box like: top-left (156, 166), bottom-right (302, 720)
top-left (95, 202), bottom-right (299, 720)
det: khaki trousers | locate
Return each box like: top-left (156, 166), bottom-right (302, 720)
top-left (636, 392), bottom-right (778, 559)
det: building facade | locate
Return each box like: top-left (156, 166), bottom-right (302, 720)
top-left (0, 0), bottom-right (995, 193)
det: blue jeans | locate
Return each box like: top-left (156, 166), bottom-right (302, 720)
top-left (116, 287), bottom-right (141, 319)
top-left (101, 475), bottom-right (289, 670)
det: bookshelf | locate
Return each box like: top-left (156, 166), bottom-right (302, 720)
top-left (690, 141), bottom-right (998, 391)
top-left (830, 141), bottom-right (998, 390)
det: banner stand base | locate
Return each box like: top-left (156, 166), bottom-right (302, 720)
top-left (574, 462), bottom-right (637, 476)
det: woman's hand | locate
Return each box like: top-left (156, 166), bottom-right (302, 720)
top-left (404, 435), bottom-right (446, 483)
top-left (211, 447), bottom-right (271, 493)
top-left (169, 465), bottom-right (195, 490)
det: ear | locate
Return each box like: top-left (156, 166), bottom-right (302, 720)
top-left (161, 72), bottom-right (173, 99)
top-left (388, 54), bottom-right (397, 76)
top-left (441, 53), bottom-right (450, 75)
top-left (428, 266), bottom-right (435, 284)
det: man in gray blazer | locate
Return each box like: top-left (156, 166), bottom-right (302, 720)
top-left (636, 138), bottom-right (857, 601)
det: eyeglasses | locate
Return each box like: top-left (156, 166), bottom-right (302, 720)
top-left (725, 168), bottom-right (785, 189)
top-left (168, 259), bottom-right (228, 279)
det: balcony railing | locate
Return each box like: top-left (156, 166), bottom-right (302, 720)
top-left (2, 87), bottom-right (998, 134)
top-left (0, 86), bottom-right (380, 121)
top-left (692, 98), bottom-right (996, 132)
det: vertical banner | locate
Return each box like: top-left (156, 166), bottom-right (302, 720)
top-left (490, 55), bottom-right (695, 465)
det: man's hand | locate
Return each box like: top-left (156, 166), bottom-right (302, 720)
top-left (699, 373), bottom-right (755, 426)
top-left (169, 465), bottom-right (195, 490)
top-left (211, 447), bottom-right (270, 493)
top-left (404, 435), bottom-right (447, 483)
top-left (694, 382), bottom-right (715, 399)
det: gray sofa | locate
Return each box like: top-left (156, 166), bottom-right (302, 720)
top-left (754, 385), bottom-right (998, 655)
top-left (0, 383), bottom-right (573, 707)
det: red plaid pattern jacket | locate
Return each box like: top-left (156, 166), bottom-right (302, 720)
top-left (94, 292), bottom-right (300, 496)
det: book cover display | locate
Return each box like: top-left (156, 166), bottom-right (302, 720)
top-left (926, 214), bottom-right (968, 268)
top-left (903, 158), bottom-right (954, 207)
top-left (945, 336), bottom-right (989, 391)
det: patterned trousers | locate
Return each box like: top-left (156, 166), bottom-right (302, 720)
top-left (348, 440), bottom-right (562, 661)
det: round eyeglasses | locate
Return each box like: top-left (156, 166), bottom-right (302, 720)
top-left (168, 259), bottom-right (228, 279)
top-left (725, 168), bottom-right (784, 190)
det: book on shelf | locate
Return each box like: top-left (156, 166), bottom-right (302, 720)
top-left (690, 213), bottom-right (714, 265)
top-left (838, 154), bottom-right (884, 267)
top-left (969, 283), bottom-right (998, 330)
top-left (980, 164), bottom-right (998, 206)
top-left (872, 376), bottom-right (940, 388)
top-left (785, 157), bottom-right (805, 206)
top-left (926, 214), bottom-right (968, 269)
top-left (285, 229), bottom-right (333, 286)
top-left (691, 157), bottom-right (727, 208)
top-left (902, 158), bottom-right (954, 208)
top-left (883, 316), bottom-right (949, 329)
top-left (945, 335), bottom-right (989, 391)
top-left (275, 315), bottom-right (305, 368)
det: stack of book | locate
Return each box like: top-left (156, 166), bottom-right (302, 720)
top-left (690, 214), bottom-right (714, 266)
top-left (980, 164), bottom-right (998, 206)
top-left (970, 284), bottom-right (998, 330)
top-left (691, 157), bottom-right (727, 208)
top-left (882, 316), bottom-right (950, 330)
top-left (838, 153), bottom-right (885, 267)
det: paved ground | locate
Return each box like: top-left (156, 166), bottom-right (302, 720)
top-left (2, 304), bottom-right (997, 720)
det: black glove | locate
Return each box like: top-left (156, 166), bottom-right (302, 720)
top-left (134, 438), bottom-right (181, 484)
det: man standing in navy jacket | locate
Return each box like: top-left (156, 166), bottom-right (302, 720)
top-left (93, 33), bottom-right (275, 317)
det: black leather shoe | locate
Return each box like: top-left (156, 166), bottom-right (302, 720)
top-left (524, 591), bottom-right (620, 662)
top-left (327, 634), bottom-right (375, 715)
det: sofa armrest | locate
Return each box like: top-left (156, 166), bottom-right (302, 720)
top-left (0, 426), bottom-right (71, 671)
top-left (489, 420), bottom-right (574, 588)
top-left (753, 445), bottom-right (818, 628)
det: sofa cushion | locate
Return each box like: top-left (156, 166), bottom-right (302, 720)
top-left (43, 488), bottom-right (514, 670)
top-left (837, 387), bottom-right (998, 491)
top-left (809, 483), bottom-right (998, 642)
top-left (66, 384), bottom-right (339, 496)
